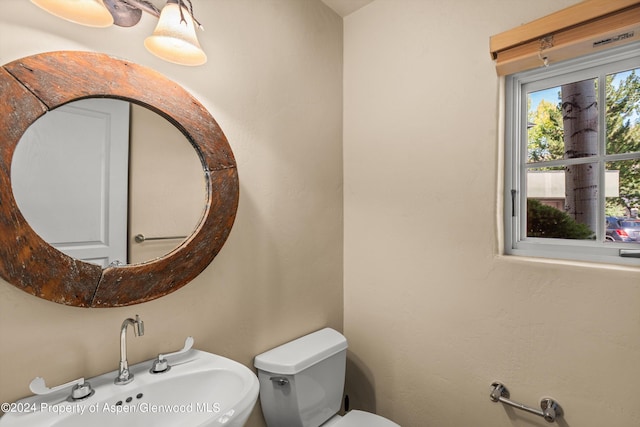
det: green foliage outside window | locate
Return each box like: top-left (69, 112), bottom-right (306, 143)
top-left (527, 199), bottom-right (594, 239)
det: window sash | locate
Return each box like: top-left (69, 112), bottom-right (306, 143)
top-left (504, 41), bottom-right (640, 266)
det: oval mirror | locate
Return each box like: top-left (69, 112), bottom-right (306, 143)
top-left (11, 99), bottom-right (205, 267)
top-left (0, 51), bottom-right (239, 307)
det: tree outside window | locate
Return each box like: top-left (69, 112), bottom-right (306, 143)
top-left (525, 68), bottom-right (640, 243)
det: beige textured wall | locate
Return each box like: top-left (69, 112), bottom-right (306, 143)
top-left (0, 2), bottom-right (343, 426)
top-left (343, 1), bottom-right (640, 426)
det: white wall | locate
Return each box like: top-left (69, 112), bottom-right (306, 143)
top-left (0, 2), bottom-right (343, 426)
top-left (343, 1), bottom-right (640, 426)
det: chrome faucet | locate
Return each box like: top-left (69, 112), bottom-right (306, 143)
top-left (115, 315), bottom-right (144, 385)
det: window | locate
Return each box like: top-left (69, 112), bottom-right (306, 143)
top-left (505, 42), bottom-right (640, 265)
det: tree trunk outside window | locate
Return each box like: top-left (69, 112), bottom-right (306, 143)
top-left (561, 80), bottom-right (598, 234)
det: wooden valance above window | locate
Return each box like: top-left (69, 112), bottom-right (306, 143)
top-left (490, 0), bottom-right (640, 75)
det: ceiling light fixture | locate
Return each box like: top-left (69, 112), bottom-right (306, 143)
top-left (30, 0), bottom-right (207, 66)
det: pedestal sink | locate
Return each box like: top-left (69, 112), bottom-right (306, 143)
top-left (0, 343), bottom-right (259, 427)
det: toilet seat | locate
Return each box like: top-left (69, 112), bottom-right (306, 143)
top-left (334, 410), bottom-right (400, 427)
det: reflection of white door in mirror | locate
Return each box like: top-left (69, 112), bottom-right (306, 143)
top-left (12, 99), bottom-right (129, 267)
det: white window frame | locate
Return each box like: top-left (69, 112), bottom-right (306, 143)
top-left (504, 41), bottom-right (640, 266)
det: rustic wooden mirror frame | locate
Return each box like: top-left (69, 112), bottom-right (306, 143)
top-left (0, 51), bottom-right (239, 307)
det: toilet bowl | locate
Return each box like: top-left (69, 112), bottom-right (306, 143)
top-left (254, 328), bottom-right (400, 427)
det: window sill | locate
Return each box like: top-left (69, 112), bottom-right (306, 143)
top-left (496, 252), bottom-right (640, 273)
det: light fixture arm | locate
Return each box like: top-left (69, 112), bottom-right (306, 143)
top-left (120, 0), bottom-right (161, 18)
top-left (174, 0), bottom-right (203, 30)
top-left (103, 0), bottom-right (202, 30)
top-left (122, 0), bottom-right (203, 30)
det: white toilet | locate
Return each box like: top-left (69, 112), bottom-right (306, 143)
top-left (254, 328), bottom-right (400, 427)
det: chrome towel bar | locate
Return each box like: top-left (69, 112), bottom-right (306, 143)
top-left (134, 234), bottom-right (187, 243)
top-left (490, 382), bottom-right (563, 423)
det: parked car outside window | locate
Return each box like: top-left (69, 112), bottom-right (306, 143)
top-left (605, 216), bottom-right (639, 242)
top-left (619, 219), bottom-right (640, 242)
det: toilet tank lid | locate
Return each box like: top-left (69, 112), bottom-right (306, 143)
top-left (254, 328), bottom-right (348, 375)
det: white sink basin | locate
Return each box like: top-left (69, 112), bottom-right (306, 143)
top-left (0, 349), bottom-right (259, 427)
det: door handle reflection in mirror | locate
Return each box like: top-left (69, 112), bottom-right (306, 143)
top-left (134, 234), bottom-right (188, 243)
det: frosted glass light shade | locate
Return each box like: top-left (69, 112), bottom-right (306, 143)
top-left (31, 0), bottom-right (114, 27)
top-left (144, 2), bottom-right (207, 66)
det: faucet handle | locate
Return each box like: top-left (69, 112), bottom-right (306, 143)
top-left (150, 336), bottom-right (194, 373)
top-left (159, 336), bottom-right (194, 360)
top-left (30, 376), bottom-right (93, 400)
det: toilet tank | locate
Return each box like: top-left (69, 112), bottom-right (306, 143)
top-left (254, 328), bottom-right (348, 427)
